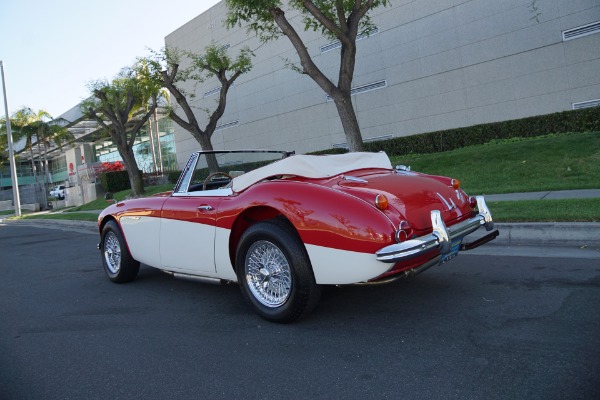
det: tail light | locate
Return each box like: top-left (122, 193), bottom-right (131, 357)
top-left (395, 220), bottom-right (413, 242)
top-left (468, 196), bottom-right (477, 208)
top-left (375, 194), bottom-right (389, 210)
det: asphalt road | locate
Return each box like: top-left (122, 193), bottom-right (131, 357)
top-left (0, 223), bottom-right (598, 400)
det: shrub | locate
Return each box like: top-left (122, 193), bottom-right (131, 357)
top-left (101, 161), bottom-right (124, 172)
top-left (310, 107), bottom-right (600, 156)
top-left (99, 170), bottom-right (131, 192)
top-left (168, 170), bottom-right (182, 184)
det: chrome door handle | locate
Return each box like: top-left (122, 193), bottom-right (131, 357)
top-left (197, 205), bottom-right (214, 211)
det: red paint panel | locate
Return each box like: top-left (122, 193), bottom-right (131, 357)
top-left (216, 180), bottom-right (398, 254)
top-left (99, 197), bottom-right (167, 223)
top-left (161, 196), bottom-right (222, 226)
top-left (337, 172), bottom-right (472, 230)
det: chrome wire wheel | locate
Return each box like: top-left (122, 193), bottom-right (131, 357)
top-left (245, 240), bottom-right (292, 308)
top-left (103, 231), bottom-right (121, 274)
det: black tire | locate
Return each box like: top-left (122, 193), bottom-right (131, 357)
top-left (100, 220), bottom-right (140, 283)
top-left (236, 219), bottom-right (321, 323)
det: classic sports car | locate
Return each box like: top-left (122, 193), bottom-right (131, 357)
top-left (98, 150), bottom-right (498, 322)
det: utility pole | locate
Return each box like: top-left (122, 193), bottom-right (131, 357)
top-left (0, 61), bottom-right (22, 217)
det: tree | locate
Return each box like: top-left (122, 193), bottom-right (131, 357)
top-left (82, 67), bottom-right (162, 197)
top-left (226, 0), bottom-right (388, 152)
top-left (0, 107), bottom-right (70, 184)
top-left (140, 44), bottom-right (252, 172)
top-left (4, 108), bottom-right (41, 183)
top-left (36, 117), bottom-right (73, 184)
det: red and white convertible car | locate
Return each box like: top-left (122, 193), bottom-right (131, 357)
top-left (98, 150), bottom-right (498, 322)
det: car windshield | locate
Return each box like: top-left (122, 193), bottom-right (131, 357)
top-left (175, 150), bottom-right (292, 194)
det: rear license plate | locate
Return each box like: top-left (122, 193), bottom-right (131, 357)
top-left (440, 238), bottom-right (462, 264)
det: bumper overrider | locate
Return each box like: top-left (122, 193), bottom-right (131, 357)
top-left (376, 196), bottom-right (498, 263)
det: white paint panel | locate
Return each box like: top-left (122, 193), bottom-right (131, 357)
top-left (120, 216), bottom-right (161, 268)
top-left (215, 227), bottom-right (237, 281)
top-left (305, 244), bottom-right (392, 284)
top-left (160, 219), bottom-right (216, 275)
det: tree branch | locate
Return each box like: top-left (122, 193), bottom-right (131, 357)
top-left (302, 1), bottom-right (347, 41)
top-left (128, 96), bottom-right (157, 148)
top-left (271, 7), bottom-right (338, 96)
top-left (335, 0), bottom-right (347, 28)
top-left (160, 69), bottom-right (200, 134)
top-left (357, 0), bottom-right (375, 20)
top-left (205, 71), bottom-right (231, 136)
top-left (92, 90), bottom-right (121, 130)
top-left (168, 63), bottom-right (179, 82)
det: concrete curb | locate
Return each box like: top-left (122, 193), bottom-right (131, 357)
top-left (492, 222), bottom-right (600, 248)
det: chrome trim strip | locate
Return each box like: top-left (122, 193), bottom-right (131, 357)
top-left (342, 175), bottom-right (368, 183)
top-left (376, 196), bottom-right (494, 263)
top-left (171, 188), bottom-right (233, 197)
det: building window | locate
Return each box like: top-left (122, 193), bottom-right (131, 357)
top-left (562, 21), bottom-right (600, 41)
top-left (320, 27), bottom-right (380, 53)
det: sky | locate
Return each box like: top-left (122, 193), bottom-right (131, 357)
top-left (0, 0), bottom-right (221, 119)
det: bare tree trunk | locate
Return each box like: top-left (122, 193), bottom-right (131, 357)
top-left (36, 139), bottom-right (50, 209)
top-left (147, 119), bottom-right (158, 174)
top-left (29, 147), bottom-right (38, 183)
top-left (35, 139), bottom-right (48, 186)
top-left (270, 7), bottom-right (365, 152)
top-left (42, 141), bottom-right (51, 184)
top-left (153, 109), bottom-right (163, 174)
top-left (117, 143), bottom-right (144, 197)
top-left (196, 131), bottom-right (219, 173)
top-left (331, 93), bottom-right (364, 151)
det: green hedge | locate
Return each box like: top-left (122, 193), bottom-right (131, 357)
top-left (168, 170), bottom-right (182, 184)
top-left (99, 170), bottom-right (131, 192)
top-left (311, 107), bottom-right (600, 157)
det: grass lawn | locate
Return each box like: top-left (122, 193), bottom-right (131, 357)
top-left (17, 212), bottom-right (100, 222)
top-left (389, 131), bottom-right (600, 195)
top-left (1, 209), bottom-right (32, 216)
top-left (68, 183), bottom-right (174, 212)
top-left (491, 198), bottom-right (600, 222)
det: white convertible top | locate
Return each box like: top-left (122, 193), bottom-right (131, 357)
top-left (231, 151), bottom-right (392, 192)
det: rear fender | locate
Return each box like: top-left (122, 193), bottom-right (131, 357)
top-left (224, 181), bottom-right (398, 259)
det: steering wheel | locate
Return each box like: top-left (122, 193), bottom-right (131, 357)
top-left (202, 171), bottom-right (233, 190)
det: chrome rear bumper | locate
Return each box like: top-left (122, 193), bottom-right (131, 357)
top-left (376, 196), bottom-right (495, 263)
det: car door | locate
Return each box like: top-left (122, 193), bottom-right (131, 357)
top-left (159, 193), bottom-right (223, 276)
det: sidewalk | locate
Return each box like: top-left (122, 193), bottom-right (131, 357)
top-left (485, 189), bottom-right (600, 202)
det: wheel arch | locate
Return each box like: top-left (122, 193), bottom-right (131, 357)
top-left (98, 215), bottom-right (135, 260)
top-left (228, 206), bottom-right (302, 272)
top-left (99, 214), bottom-right (118, 235)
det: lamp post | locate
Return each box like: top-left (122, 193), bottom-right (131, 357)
top-left (1, 61), bottom-right (22, 217)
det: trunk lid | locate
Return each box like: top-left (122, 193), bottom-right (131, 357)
top-left (336, 171), bottom-right (471, 230)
